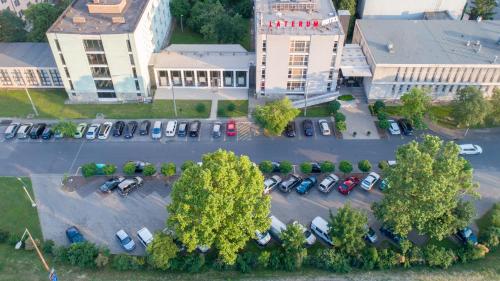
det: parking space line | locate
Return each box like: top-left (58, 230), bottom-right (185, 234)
top-left (68, 141), bottom-right (85, 174)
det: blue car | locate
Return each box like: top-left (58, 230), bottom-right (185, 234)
top-left (456, 227), bottom-right (478, 245)
top-left (65, 226), bottom-right (85, 244)
top-left (296, 176), bottom-right (317, 195)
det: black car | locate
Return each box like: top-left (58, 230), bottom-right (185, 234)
top-left (302, 119), bottom-right (314, 136)
top-left (125, 161), bottom-right (150, 173)
top-left (29, 123), bottom-right (46, 139)
top-left (41, 126), bottom-right (53, 140)
top-left (310, 162), bottom-right (322, 173)
top-left (99, 176), bottom-right (125, 193)
top-left (124, 121), bottom-right (138, 139)
top-left (139, 120), bottom-right (151, 136)
top-left (177, 122), bottom-right (188, 137)
top-left (271, 161), bottom-right (281, 173)
top-left (66, 226), bottom-right (85, 244)
top-left (397, 119), bottom-right (414, 136)
top-left (379, 226), bottom-right (405, 244)
top-left (189, 120), bottom-right (201, 137)
top-left (112, 121), bottom-right (125, 137)
top-left (285, 121), bottom-right (296, 137)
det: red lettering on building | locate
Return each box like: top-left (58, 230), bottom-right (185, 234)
top-left (306, 21), bottom-right (311, 27)
top-left (298, 21), bottom-right (303, 27)
top-left (267, 19), bottom-right (319, 29)
top-left (291, 21), bottom-right (295, 27)
top-left (268, 20), bottom-right (272, 28)
top-left (284, 20), bottom-right (288, 27)
top-left (276, 21), bottom-right (281, 27)
top-left (313, 20), bottom-right (319, 27)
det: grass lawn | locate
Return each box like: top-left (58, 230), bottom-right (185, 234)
top-left (300, 104), bottom-right (333, 117)
top-left (0, 89), bottom-right (211, 119)
top-left (217, 100), bottom-right (249, 117)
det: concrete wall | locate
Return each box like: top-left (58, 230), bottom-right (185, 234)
top-left (358, 0), bottom-right (467, 20)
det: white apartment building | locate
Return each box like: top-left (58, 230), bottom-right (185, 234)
top-left (46, 0), bottom-right (171, 102)
top-left (357, 0), bottom-right (467, 20)
top-left (255, 0), bottom-right (345, 97)
top-left (353, 20), bottom-right (500, 101)
top-left (0, 0), bottom-right (54, 17)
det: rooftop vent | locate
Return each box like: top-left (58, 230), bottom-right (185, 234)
top-left (112, 17), bottom-right (125, 24)
top-left (72, 16), bottom-right (86, 24)
top-left (466, 40), bottom-right (471, 46)
top-left (387, 42), bottom-right (395, 54)
top-left (87, 0), bottom-right (127, 14)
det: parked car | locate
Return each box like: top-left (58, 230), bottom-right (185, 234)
top-left (388, 119), bottom-right (401, 135)
top-left (379, 178), bottom-right (390, 191)
top-left (310, 216), bottom-right (333, 246)
top-left (379, 226), bottom-right (404, 244)
top-left (116, 229), bottom-right (136, 251)
top-left (255, 230), bottom-right (271, 246)
top-left (270, 161), bottom-right (281, 173)
top-left (365, 226), bottom-right (378, 243)
top-left (302, 119), bottom-right (314, 136)
top-left (137, 227), bottom-right (153, 247)
top-left (189, 120), bottom-right (201, 137)
top-left (177, 121), bottom-right (188, 137)
top-left (226, 120), bottom-right (237, 137)
top-left (151, 121), bottom-right (162, 139)
top-left (118, 176), bottom-right (144, 196)
top-left (279, 174), bottom-right (302, 192)
top-left (98, 122), bottom-right (112, 140)
top-left (165, 120), bottom-right (178, 137)
top-left (458, 144), bottom-right (483, 155)
top-left (124, 121), bottom-right (138, 139)
top-left (269, 215), bottom-right (287, 240)
top-left (125, 161), bottom-right (150, 173)
top-left (74, 123), bottom-right (87, 139)
top-left (99, 176), bottom-right (125, 193)
top-left (318, 119), bottom-right (331, 136)
top-left (29, 123), bottom-right (46, 139)
top-left (41, 125), bottom-right (53, 140)
top-left (293, 221), bottom-right (316, 246)
top-left (139, 120), bottom-right (151, 136)
top-left (397, 119), bottom-right (413, 136)
top-left (4, 122), bottom-right (20, 139)
top-left (310, 162), bottom-right (322, 173)
top-left (456, 227), bottom-right (478, 245)
top-left (338, 176), bottom-right (360, 195)
top-left (212, 122), bottom-right (222, 138)
top-left (17, 123), bottom-right (33, 139)
top-left (318, 174), bottom-right (339, 193)
top-left (85, 123), bottom-right (100, 140)
top-left (196, 245), bottom-right (210, 253)
top-left (264, 175), bottom-right (282, 194)
top-left (54, 129), bottom-right (64, 139)
top-left (112, 121), bottom-right (125, 137)
top-left (360, 172), bottom-right (381, 191)
top-left (65, 226), bottom-right (85, 244)
top-left (296, 176), bottom-right (317, 195)
top-left (285, 121), bottom-right (296, 137)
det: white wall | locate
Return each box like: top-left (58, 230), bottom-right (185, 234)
top-left (358, 0), bottom-right (467, 20)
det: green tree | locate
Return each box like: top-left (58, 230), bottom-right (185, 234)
top-left (0, 10), bottom-right (26, 42)
top-left (212, 13), bottom-right (247, 44)
top-left (254, 98), bottom-right (300, 136)
top-left (452, 86), bottom-right (490, 129)
top-left (424, 245), bottom-right (455, 269)
top-left (279, 161), bottom-right (293, 174)
top-left (320, 161), bottom-right (335, 173)
top-left (259, 161), bottom-right (273, 173)
top-left (372, 135), bottom-right (478, 240)
top-left (337, 0), bottom-right (357, 39)
top-left (122, 162), bottom-right (136, 175)
top-left (373, 100), bottom-right (386, 114)
top-left (329, 100), bottom-right (341, 114)
top-left (358, 160), bottom-right (372, 172)
top-left (181, 160), bottom-right (195, 171)
top-left (188, 0), bottom-right (225, 33)
top-left (24, 3), bottom-right (61, 42)
top-left (487, 88), bottom-right (500, 125)
top-left (378, 119), bottom-right (390, 130)
top-left (400, 87), bottom-right (431, 130)
top-left (280, 223), bottom-right (307, 270)
top-left (233, 0), bottom-right (253, 18)
top-left (161, 163), bottom-right (176, 177)
top-left (143, 164), bottom-right (157, 176)
top-left (66, 242), bottom-right (100, 268)
top-left (468, 0), bottom-right (497, 20)
top-left (334, 112), bottom-right (346, 122)
top-left (167, 149), bottom-right (271, 265)
top-left (338, 160), bottom-right (353, 174)
top-left (53, 121), bottom-right (77, 137)
top-left (170, 0), bottom-right (192, 19)
top-left (335, 120), bottom-right (347, 132)
top-left (81, 163), bottom-right (97, 177)
top-left (146, 233), bottom-right (179, 270)
top-left (300, 162), bottom-right (312, 174)
top-left (102, 164), bottom-right (116, 175)
top-left (329, 204), bottom-right (368, 256)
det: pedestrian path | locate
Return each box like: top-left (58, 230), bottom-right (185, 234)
top-left (209, 97), bottom-right (218, 120)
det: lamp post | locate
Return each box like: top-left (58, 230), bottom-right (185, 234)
top-left (16, 228), bottom-right (57, 280)
top-left (171, 85), bottom-right (178, 117)
top-left (180, 15), bottom-right (184, 32)
top-left (17, 177), bottom-right (36, 208)
top-left (304, 80), bottom-right (310, 117)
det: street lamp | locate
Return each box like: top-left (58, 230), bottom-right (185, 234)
top-left (304, 80), bottom-right (311, 117)
top-left (180, 15), bottom-right (184, 32)
top-left (16, 228), bottom-right (57, 280)
top-left (17, 177), bottom-right (37, 208)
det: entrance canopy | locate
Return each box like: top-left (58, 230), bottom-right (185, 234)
top-left (340, 44), bottom-right (372, 77)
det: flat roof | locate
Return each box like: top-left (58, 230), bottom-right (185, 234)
top-left (0, 43), bottom-right (56, 68)
top-left (48, 0), bottom-right (150, 34)
top-left (357, 20), bottom-right (500, 65)
top-left (151, 44), bottom-right (254, 70)
top-left (341, 44), bottom-right (372, 77)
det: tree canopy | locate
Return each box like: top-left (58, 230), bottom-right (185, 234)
top-left (372, 135), bottom-right (478, 240)
top-left (452, 86), bottom-right (490, 128)
top-left (52, 120), bottom-right (77, 137)
top-left (254, 97), bottom-right (300, 136)
top-left (468, 0), bottom-right (497, 20)
top-left (24, 3), bottom-right (62, 42)
top-left (169, 0), bottom-right (192, 19)
top-left (0, 10), bottom-right (27, 42)
top-left (146, 233), bottom-right (179, 270)
top-left (280, 223), bottom-right (307, 270)
top-left (329, 204), bottom-right (368, 256)
top-left (167, 149), bottom-right (271, 264)
top-left (400, 87), bottom-right (431, 130)
top-left (486, 88), bottom-right (500, 126)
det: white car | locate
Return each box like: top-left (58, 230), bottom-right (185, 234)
top-left (458, 144), bottom-right (483, 155)
top-left (318, 119), bottom-right (331, 136)
top-left (74, 123), bottom-right (87, 139)
top-left (165, 120), bottom-right (178, 137)
top-left (255, 230), bottom-right (271, 246)
top-left (387, 160), bottom-right (397, 166)
top-left (196, 245), bottom-right (210, 253)
top-left (264, 175), bottom-right (282, 194)
top-left (98, 122), bottom-right (112, 140)
top-left (318, 174), bottom-right (339, 193)
top-left (85, 123), bottom-right (100, 140)
top-left (137, 227), bottom-right (153, 247)
top-left (360, 172), bottom-right (380, 191)
top-left (293, 221), bottom-right (316, 246)
top-left (151, 121), bottom-right (162, 139)
top-left (16, 123), bottom-right (33, 139)
top-left (388, 119), bottom-right (401, 135)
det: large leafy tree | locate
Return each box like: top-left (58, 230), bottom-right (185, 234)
top-left (147, 233), bottom-right (179, 270)
top-left (329, 204), bottom-right (368, 256)
top-left (24, 3), bottom-right (61, 42)
top-left (372, 135), bottom-right (478, 240)
top-left (0, 10), bottom-right (26, 42)
top-left (400, 87), bottom-right (431, 129)
top-left (254, 97), bottom-right (300, 136)
top-left (167, 149), bottom-right (271, 264)
top-left (213, 13), bottom-right (247, 44)
top-left (452, 86), bottom-right (490, 129)
top-left (188, 0), bottom-right (225, 34)
top-left (280, 223), bottom-right (307, 270)
top-left (487, 88), bottom-right (500, 126)
top-left (170, 0), bottom-right (192, 19)
top-left (468, 0), bottom-right (497, 20)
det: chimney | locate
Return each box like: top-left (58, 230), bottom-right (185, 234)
top-left (387, 42), bottom-right (395, 54)
top-left (337, 10), bottom-right (350, 36)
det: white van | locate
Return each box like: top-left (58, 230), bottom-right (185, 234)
top-left (137, 227), bottom-right (153, 247)
top-left (310, 216), bottom-right (333, 246)
top-left (269, 215), bottom-right (287, 240)
top-left (165, 120), bottom-right (178, 137)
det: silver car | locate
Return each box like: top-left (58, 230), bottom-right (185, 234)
top-left (116, 229), bottom-right (136, 251)
top-left (17, 123), bottom-right (33, 139)
top-left (388, 119), bottom-right (401, 135)
top-left (318, 119), bottom-right (331, 136)
top-left (4, 122), bottom-right (20, 139)
top-left (318, 174), bottom-right (339, 193)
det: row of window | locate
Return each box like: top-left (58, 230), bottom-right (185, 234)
top-left (394, 67), bottom-right (500, 84)
top-left (157, 70), bottom-right (247, 88)
top-left (390, 83), bottom-right (496, 95)
top-left (0, 69), bottom-right (62, 87)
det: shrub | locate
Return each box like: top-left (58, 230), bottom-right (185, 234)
top-left (329, 100), bottom-right (341, 114)
top-left (52, 245), bottom-right (69, 264)
top-left (95, 251), bottom-right (110, 268)
top-left (268, 250), bottom-right (282, 270)
top-left (424, 245), bottom-right (455, 269)
top-left (181, 160), bottom-right (196, 171)
top-left (368, 104), bottom-right (375, 115)
top-left (278, 161), bottom-right (293, 174)
top-left (7, 233), bottom-right (20, 246)
top-left (377, 248), bottom-right (401, 269)
top-left (227, 102), bottom-right (236, 112)
top-left (300, 162), bottom-right (313, 174)
top-left (195, 103), bottom-right (206, 113)
top-left (24, 237), bottom-right (40, 251)
top-left (358, 160), bottom-right (372, 172)
top-left (320, 161), bottom-right (335, 173)
top-left (374, 100), bottom-right (386, 114)
top-left (378, 160), bottom-right (389, 170)
top-left (102, 164), bottom-right (116, 175)
top-left (161, 163), bottom-right (176, 177)
top-left (81, 163), bottom-right (97, 177)
top-left (0, 229), bottom-right (9, 243)
top-left (360, 247), bottom-right (379, 270)
top-left (143, 164), bottom-right (157, 176)
top-left (259, 161), bottom-right (273, 173)
top-left (335, 120), bottom-right (347, 132)
top-left (378, 119), bottom-right (390, 130)
top-left (377, 111), bottom-right (388, 121)
top-left (112, 254), bottom-right (145, 271)
top-left (308, 249), bottom-right (352, 273)
top-left (41, 240), bottom-right (55, 255)
top-left (338, 94), bottom-right (355, 101)
top-left (338, 160), bottom-right (353, 174)
top-left (257, 251), bottom-right (271, 268)
top-left (183, 253), bottom-right (206, 273)
top-left (236, 252), bottom-right (257, 273)
top-left (481, 227), bottom-right (500, 248)
top-left (217, 108), bottom-right (225, 117)
top-left (66, 242), bottom-right (100, 268)
top-left (122, 162), bottom-right (137, 175)
top-left (334, 112), bottom-right (346, 122)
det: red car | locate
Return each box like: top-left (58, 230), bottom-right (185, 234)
top-left (338, 176), bottom-right (360, 195)
top-left (226, 120), bottom-right (237, 136)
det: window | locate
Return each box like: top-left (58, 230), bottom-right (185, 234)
top-left (289, 40), bottom-right (310, 53)
top-left (0, 69), bottom-right (12, 86)
top-left (327, 82), bottom-right (332, 92)
top-left (328, 69), bottom-right (334, 80)
top-left (69, 80), bottom-right (74, 90)
top-left (262, 54), bottom-right (266, 66)
top-left (83, 40), bottom-right (104, 52)
top-left (223, 71), bottom-right (234, 87)
top-left (333, 42), bottom-right (338, 52)
top-left (12, 70), bottom-right (25, 86)
top-left (37, 70), bottom-right (52, 86)
top-left (331, 54), bottom-right (337, 67)
top-left (183, 71), bottom-right (195, 86)
top-left (49, 69), bottom-right (63, 86)
top-left (87, 54), bottom-right (107, 65)
top-left (158, 70), bottom-right (169, 86)
top-left (288, 55), bottom-right (308, 66)
top-left (261, 68), bottom-right (266, 79)
top-left (135, 80), bottom-right (140, 91)
top-left (129, 54), bottom-right (135, 65)
top-left (90, 67), bottom-right (111, 78)
top-left (236, 71), bottom-right (247, 87)
top-left (126, 40), bottom-right (132, 52)
top-left (59, 54), bottom-right (66, 65)
top-left (391, 85), bottom-right (396, 93)
top-left (132, 67), bottom-right (137, 78)
top-left (210, 71), bottom-right (221, 87)
top-left (286, 81), bottom-right (305, 92)
top-left (288, 68), bottom-right (307, 79)
top-left (94, 80), bottom-right (114, 90)
top-left (24, 70), bottom-right (38, 86)
top-left (262, 40), bottom-right (266, 52)
top-left (55, 39), bottom-right (61, 52)
top-left (197, 71), bottom-right (208, 87)
top-left (64, 67), bottom-right (70, 78)
top-left (97, 92), bottom-right (117, 98)
top-left (171, 70), bottom-right (182, 86)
